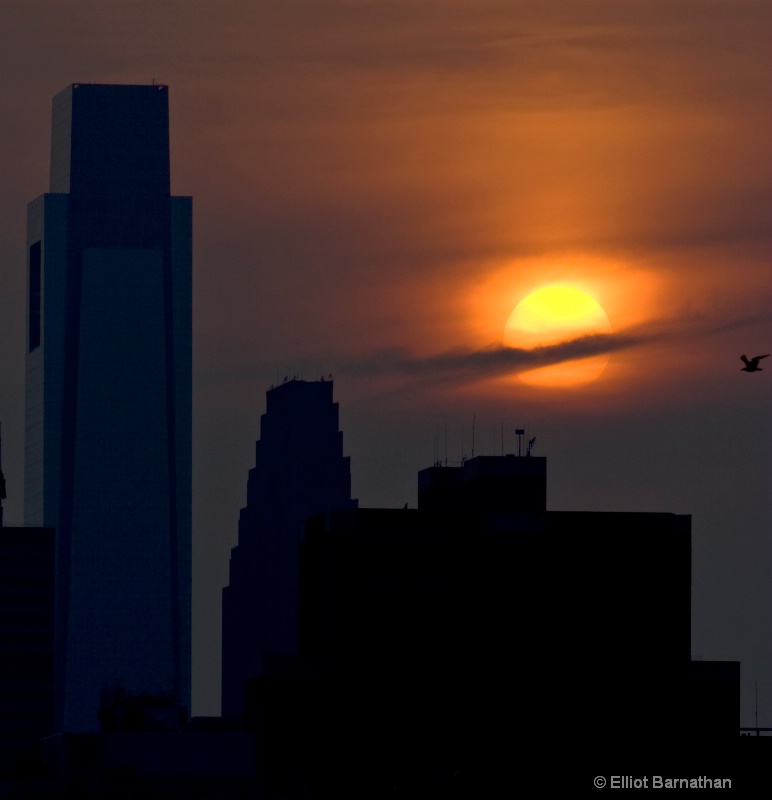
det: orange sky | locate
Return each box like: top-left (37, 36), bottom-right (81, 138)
top-left (0, 0), bottom-right (770, 721)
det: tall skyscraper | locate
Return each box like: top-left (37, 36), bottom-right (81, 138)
top-left (222, 378), bottom-right (356, 718)
top-left (25, 84), bottom-right (191, 731)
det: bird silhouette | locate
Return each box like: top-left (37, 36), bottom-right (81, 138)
top-left (740, 354), bottom-right (769, 372)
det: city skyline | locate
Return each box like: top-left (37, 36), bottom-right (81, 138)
top-left (0, 1), bottom-right (769, 723)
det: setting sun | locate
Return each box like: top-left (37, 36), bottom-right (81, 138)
top-left (503, 285), bottom-right (613, 387)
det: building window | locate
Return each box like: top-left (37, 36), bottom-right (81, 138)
top-left (29, 242), bottom-right (41, 352)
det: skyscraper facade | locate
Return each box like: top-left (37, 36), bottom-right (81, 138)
top-left (222, 379), bottom-right (356, 718)
top-left (25, 84), bottom-right (191, 731)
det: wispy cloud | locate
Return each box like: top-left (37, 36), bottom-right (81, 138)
top-left (345, 330), bottom-right (649, 380)
top-left (342, 310), bottom-right (772, 382)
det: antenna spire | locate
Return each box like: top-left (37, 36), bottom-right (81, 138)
top-left (515, 428), bottom-right (525, 457)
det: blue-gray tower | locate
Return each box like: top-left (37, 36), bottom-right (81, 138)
top-left (222, 379), bottom-right (357, 718)
top-left (25, 84), bottom-right (191, 731)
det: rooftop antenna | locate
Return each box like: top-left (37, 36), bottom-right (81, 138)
top-left (471, 414), bottom-right (476, 458)
top-left (756, 681), bottom-right (759, 736)
top-left (527, 436), bottom-right (536, 457)
top-left (515, 428), bottom-right (525, 457)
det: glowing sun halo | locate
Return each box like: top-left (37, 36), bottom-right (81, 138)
top-left (503, 285), bottom-right (613, 387)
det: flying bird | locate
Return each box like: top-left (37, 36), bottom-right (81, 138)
top-left (740, 354), bottom-right (769, 372)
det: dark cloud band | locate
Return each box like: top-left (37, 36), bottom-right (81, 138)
top-left (345, 330), bottom-right (645, 379)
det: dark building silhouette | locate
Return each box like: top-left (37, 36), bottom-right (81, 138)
top-left (0, 422), bottom-right (6, 528)
top-left (246, 452), bottom-right (743, 790)
top-left (222, 378), bottom-right (357, 718)
top-left (417, 452), bottom-right (548, 513)
top-left (25, 84), bottom-right (192, 731)
top-left (0, 525), bottom-right (56, 772)
top-left (42, 718), bottom-right (257, 798)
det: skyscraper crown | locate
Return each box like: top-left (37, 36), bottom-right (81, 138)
top-left (50, 83), bottom-right (171, 198)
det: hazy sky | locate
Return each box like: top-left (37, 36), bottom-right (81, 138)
top-left (1, 1), bottom-right (770, 721)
